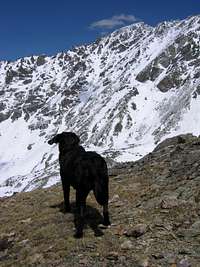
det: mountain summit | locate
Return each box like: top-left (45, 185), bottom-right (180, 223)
top-left (0, 15), bottom-right (200, 196)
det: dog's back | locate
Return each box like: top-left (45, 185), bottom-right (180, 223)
top-left (59, 145), bottom-right (109, 205)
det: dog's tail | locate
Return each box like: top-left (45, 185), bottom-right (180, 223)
top-left (92, 156), bottom-right (109, 206)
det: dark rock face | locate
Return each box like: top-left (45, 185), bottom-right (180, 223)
top-left (192, 85), bottom-right (200, 98)
top-left (36, 55), bottom-right (46, 66)
top-left (157, 71), bottom-right (183, 92)
top-left (114, 122), bottom-right (123, 135)
top-left (5, 70), bottom-right (18, 84)
top-left (136, 29), bottom-right (200, 94)
top-left (11, 110), bottom-right (22, 121)
top-left (0, 112), bottom-right (10, 123)
top-left (136, 64), bottom-right (163, 82)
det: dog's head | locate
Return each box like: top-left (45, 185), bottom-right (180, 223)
top-left (48, 132), bottom-right (80, 150)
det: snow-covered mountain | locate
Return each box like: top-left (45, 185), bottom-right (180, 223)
top-left (0, 15), bottom-right (200, 196)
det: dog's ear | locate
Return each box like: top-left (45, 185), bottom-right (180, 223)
top-left (65, 132), bottom-right (80, 145)
top-left (48, 134), bottom-right (62, 145)
top-left (71, 133), bottom-right (80, 145)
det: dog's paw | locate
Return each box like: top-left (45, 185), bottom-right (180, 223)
top-left (63, 205), bottom-right (71, 213)
top-left (98, 223), bottom-right (108, 229)
top-left (103, 219), bottom-right (111, 226)
top-left (74, 231), bottom-right (83, 239)
top-left (65, 207), bottom-right (71, 213)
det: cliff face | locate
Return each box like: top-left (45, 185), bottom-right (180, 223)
top-left (1, 134), bottom-right (200, 266)
top-left (0, 15), bottom-right (200, 196)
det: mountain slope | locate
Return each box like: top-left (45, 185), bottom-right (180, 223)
top-left (1, 134), bottom-right (200, 266)
top-left (0, 15), bottom-right (200, 196)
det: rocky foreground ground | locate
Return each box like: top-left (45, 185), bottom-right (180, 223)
top-left (1, 134), bottom-right (200, 267)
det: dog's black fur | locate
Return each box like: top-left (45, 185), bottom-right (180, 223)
top-left (48, 132), bottom-right (110, 237)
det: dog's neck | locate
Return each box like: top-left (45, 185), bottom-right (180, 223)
top-left (58, 145), bottom-right (85, 161)
top-left (59, 145), bottom-right (74, 155)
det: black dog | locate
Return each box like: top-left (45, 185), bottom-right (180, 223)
top-left (48, 132), bottom-right (110, 237)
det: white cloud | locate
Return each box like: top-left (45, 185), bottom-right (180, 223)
top-left (90, 14), bottom-right (138, 30)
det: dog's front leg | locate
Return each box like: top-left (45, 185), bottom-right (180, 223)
top-left (61, 177), bottom-right (71, 212)
top-left (64, 184), bottom-right (71, 212)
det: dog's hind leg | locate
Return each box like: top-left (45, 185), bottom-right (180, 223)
top-left (93, 180), bottom-right (111, 226)
top-left (74, 190), bottom-right (88, 238)
top-left (103, 203), bottom-right (111, 226)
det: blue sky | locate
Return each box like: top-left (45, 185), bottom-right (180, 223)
top-left (1, 0), bottom-right (200, 60)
